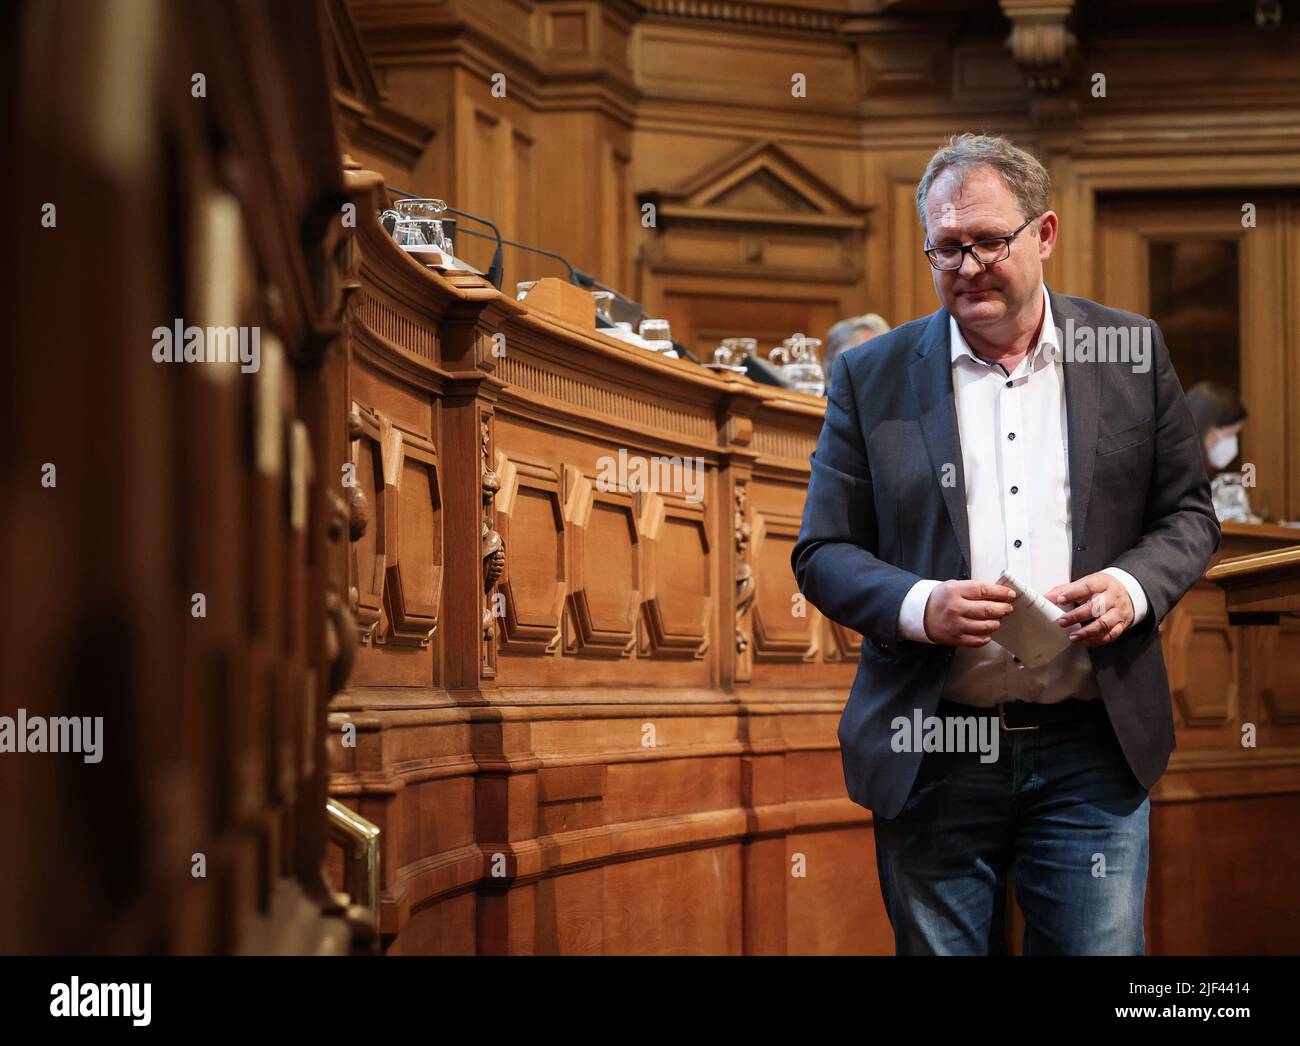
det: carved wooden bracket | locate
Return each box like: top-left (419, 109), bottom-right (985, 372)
top-left (999, 0), bottom-right (1078, 95)
top-left (734, 482), bottom-right (754, 660)
top-left (348, 403), bottom-right (385, 642)
top-left (481, 413), bottom-right (505, 659)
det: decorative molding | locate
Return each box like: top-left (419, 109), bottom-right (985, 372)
top-left (1258, 618), bottom-right (1300, 726)
top-left (1164, 603), bottom-right (1235, 728)
top-left (639, 139), bottom-right (869, 284)
top-left (380, 422), bottom-right (442, 647)
top-left (324, 0), bottom-right (437, 167)
top-left (750, 509), bottom-right (818, 662)
top-left (358, 291), bottom-right (438, 362)
top-left (841, 15), bottom-right (959, 99)
top-left (734, 481), bottom-right (755, 677)
top-left (496, 354), bottom-right (715, 439)
top-left (751, 425), bottom-right (816, 463)
top-left (563, 465), bottom-right (639, 656)
top-left (348, 402), bottom-right (387, 643)
top-left (642, 0), bottom-right (842, 35)
top-left (638, 491), bottom-right (712, 658)
top-left (642, 139), bottom-right (870, 234)
top-left (481, 412), bottom-right (504, 674)
top-left (494, 452), bottom-right (566, 654)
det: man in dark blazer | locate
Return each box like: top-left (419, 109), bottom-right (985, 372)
top-left (792, 133), bottom-right (1219, 955)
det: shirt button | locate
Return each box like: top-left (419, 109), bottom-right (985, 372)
top-left (1005, 380), bottom-right (1012, 388)
top-left (1014, 539), bottom-right (1023, 548)
top-left (1007, 432), bottom-right (1016, 440)
top-left (1010, 485), bottom-right (1018, 494)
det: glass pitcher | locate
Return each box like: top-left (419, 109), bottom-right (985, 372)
top-left (380, 198), bottom-right (452, 255)
top-left (1211, 471), bottom-right (1260, 523)
top-left (707, 337), bottom-right (756, 373)
top-left (769, 334), bottom-right (825, 396)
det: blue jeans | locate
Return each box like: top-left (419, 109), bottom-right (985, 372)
top-left (872, 699), bottom-right (1150, 955)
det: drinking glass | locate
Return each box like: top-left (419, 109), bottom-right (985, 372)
top-left (639, 319), bottom-right (675, 354)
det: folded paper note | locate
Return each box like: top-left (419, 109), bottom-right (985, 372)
top-left (992, 570), bottom-right (1079, 670)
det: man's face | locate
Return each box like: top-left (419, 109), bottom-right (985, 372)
top-left (922, 166), bottom-right (1057, 334)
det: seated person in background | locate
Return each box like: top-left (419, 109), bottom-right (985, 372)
top-left (823, 313), bottom-right (890, 376)
top-left (1185, 380), bottom-right (1255, 521)
top-left (1184, 380), bottom-right (1248, 477)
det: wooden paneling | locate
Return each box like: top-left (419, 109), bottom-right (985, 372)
top-left (1145, 525), bottom-right (1300, 954)
top-left (328, 178), bottom-right (872, 953)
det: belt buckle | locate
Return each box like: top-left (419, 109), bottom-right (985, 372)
top-left (998, 702), bottom-right (1039, 732)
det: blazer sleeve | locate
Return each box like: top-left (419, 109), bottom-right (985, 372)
top-left (791, 352), bottom-right (924, 647)
top-left (1108, 320), bottom-right (1221, 624)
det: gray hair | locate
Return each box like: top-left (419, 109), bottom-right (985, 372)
top-left (824, 313), bottom-right (891, 371)
top-left (914, 133), bottom-right (1050, 230)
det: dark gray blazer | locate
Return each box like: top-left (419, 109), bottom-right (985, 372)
top-left (792, 287), bottom-right (1220, 819)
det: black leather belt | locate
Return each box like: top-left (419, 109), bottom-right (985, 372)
top-left (937, 697), bottom-right (1104, 732)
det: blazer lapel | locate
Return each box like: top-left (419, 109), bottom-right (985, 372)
top-left (908, 308), bottom-right (971, 571)
top-left (1049, 287), bottom-right (1101, 557)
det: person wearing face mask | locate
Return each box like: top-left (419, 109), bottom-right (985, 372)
top-left (1184, 381), bottom-right (1248, 476)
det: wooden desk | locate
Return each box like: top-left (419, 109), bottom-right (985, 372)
top-left (1207, 540), bottom-right (1300, 622)
top-left (327, 167), bottom-right (867, 954)
top-left (1147, 525), bottom-right (1300, 954)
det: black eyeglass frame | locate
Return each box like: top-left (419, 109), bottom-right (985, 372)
top-left (922, 215), bottom-right (1039, 271)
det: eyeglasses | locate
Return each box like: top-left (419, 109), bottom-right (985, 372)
top-left (923, 216), bottom-right (1038, 271)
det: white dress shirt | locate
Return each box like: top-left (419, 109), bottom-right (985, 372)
top-left (895, 286), bottom-right (1149, 706)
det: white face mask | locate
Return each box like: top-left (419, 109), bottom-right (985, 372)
top-left (1208, 433), bottom-right (1239, 470)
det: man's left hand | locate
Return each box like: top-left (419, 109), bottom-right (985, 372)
top-left (1042, 573), bottom-right (1134, 647)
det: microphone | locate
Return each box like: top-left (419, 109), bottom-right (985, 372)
top-left (457, 224), bottom-right (579, 281)
top-left (454, 227), bottom-right (646, 329)
top-left (381, 187), bottom-right (645, 325)
top-left (455, 227), bottom-right (607, 288)
top-left (442, 205), bottom-right (503, 291)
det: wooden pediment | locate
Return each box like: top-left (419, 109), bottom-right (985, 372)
top-left (643, 140), bottom-right (870, 233)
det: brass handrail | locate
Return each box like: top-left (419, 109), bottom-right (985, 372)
top-left (326, 798), bottom-right (381, 917)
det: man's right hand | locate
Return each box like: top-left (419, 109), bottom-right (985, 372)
top-left (922, 580), bottom-right (1017, 647)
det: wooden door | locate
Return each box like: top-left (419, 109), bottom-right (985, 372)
top-left (1095, 194), bottom-right (1300, 522)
